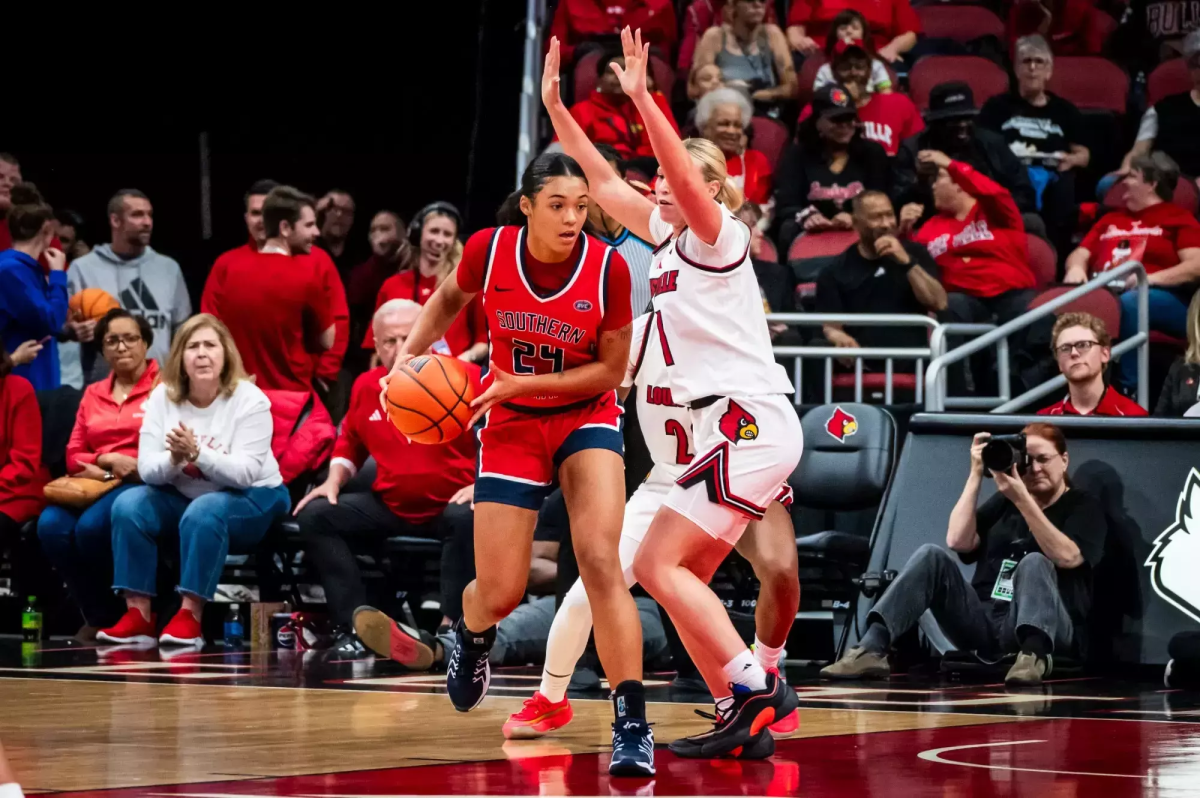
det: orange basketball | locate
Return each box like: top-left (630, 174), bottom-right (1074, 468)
top-left (385, 354), bottom-right (476, 444)
top-left (69, 288), bottom-right (120, 321)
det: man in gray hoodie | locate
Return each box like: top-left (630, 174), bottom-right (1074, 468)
top-left (66, 189), bottom-right (191, 382)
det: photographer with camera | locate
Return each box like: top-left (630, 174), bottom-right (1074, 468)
top-left (821, 422), bottom-right (1107, 686)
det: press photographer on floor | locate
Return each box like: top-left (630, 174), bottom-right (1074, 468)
top-left (821, 423), bottom-right (1107, 686)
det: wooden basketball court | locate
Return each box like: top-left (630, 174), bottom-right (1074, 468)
top-left (2, 642), bottom-right (1198, 796)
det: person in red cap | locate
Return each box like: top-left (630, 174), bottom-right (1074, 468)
top-left (1039, 312), bottom-right (1148, 416)
top-left (813, 11), bottom-right (893, 95)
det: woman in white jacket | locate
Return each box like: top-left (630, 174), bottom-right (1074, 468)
top-left (97, 314), bottom-right (289, 647)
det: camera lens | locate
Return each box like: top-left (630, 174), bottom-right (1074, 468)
top-left (981, 440), bottom-right (1015, 473)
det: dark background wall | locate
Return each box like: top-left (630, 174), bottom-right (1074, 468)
top-left (1, 3), bottom-right (528, 301)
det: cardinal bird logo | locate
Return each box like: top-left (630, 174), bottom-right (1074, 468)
top-left (718, 399), bottom-right (759, 443)
top-left (825, 406), bottom-right (859, 442)
top-left (1146, 468), bottom-right (1200, 623)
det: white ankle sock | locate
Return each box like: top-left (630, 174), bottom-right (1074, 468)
top-left (753, 635), bottom-right (785, 670)
top-left (723, 649), bottom-right (768, 692)
top-left (0, 783), bottom-right (25, 798)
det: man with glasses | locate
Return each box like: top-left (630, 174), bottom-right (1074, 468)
top-left (821, 421), bottom-right (1108, 687)
top-left (1039, 312), bottom-right (1148, 416)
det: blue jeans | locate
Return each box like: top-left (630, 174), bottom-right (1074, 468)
top-left (1117, 288), bottom-right (1190, 390)
top-left (111, 484), bottom-right (290, 601)
top-left (37, 484), bottom-right (135, 626)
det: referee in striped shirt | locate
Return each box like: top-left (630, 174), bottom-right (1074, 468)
top-left (587, 144), bottom-right (654, 314)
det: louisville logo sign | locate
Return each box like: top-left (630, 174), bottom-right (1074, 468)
top-left (825, 406), bottom-right (859, 443)
top-left (1145, 468), bottom-right (1200, 623)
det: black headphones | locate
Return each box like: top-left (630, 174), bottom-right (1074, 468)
top-left (408, 201), bottom-right (463, 246)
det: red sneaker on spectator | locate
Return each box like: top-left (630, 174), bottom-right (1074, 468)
top-left (97, 609), bottom-right (157, 646)
top-left (159, 610), bottom-right (204, 647)
top-left (766, 666), bottom-right (799, 738)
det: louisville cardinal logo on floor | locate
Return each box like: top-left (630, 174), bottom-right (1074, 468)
top-left (718, 399), bottom-right (759, 443)
top-left (825, 406), bottom-right (859, 442)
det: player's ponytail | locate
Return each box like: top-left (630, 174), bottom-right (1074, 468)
top-left (682, 138), bottom-right (743, 212)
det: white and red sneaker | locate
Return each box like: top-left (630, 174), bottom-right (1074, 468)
top-left (97, 608), bottom-right (157, 646)
top-left (159, 609), bottom-right (204, 647)
top-left (766, 666), bottom-right (799, 738)
top-left (502, 692), bottom-right (574, 740)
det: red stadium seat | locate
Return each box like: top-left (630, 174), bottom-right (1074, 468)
top-left (573, 50), bottom-right (603, 106)
top-left (1046, 57), bottom-right (1129, 115)
top-left (787, 230), bottom-right (860, 261)
top-left (1150, 331), bottom-right (1187, 350)
top-left (832, 373), bottom-right (919, 392)
top-left (915, 5), bottom-right (1005, 43)
top-left (757, 236), bottom-right (780, 263)
top-left (1027, 285), bottom-right (1121, 334)
top-left (1026, 234), bottom-right (1058, 288)
top-left (749, 116), bottom-right (789, 170)
top-left (1148, 58), bottom-right (1191, 107)
top-left (909, 56), bottom-right (1008, 111)
top-left (797, 54), bottom-right (827, 109)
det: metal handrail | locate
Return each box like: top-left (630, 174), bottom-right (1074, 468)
top-left (923, 260), bottom-right (1150, 412)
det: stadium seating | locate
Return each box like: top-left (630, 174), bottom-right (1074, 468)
top-left (1047, 57), bottom-right (1129, 115)
top-left (787, 230), bottom-right (859, 296)
top-left (1027, 284), bottom-right (1121, 333)
top-left (1025, 233), bottom-right (1058, 288)
top-left (749, 116), bottom-right (789, 170)
top-left (914, 5), bottom-right (1005, 44)
top-left (909, 56), bottom-right (1008, 111)
top-left (1148, 58), bottom-right (1191, 107)
top-left (757, 236), bottom-right (779, 263)
top-left (1102, 176), bottom-right (1200, 216)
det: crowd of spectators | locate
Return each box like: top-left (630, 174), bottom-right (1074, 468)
top-left (2, 0), bottom-right (1200, 676)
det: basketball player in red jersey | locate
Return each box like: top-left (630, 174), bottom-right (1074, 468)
top-left (544, 30), bottom-right (802, 759)
top-left (367, 152), bottom-right (654, 777)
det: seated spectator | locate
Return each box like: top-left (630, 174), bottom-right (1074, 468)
top-left (697, 87), bottom-right (774, 207)
top-left (0, 346), bottom-right (49, 543)
top-left (1039, 312), bottom-right (1148, 416)
top-left (37, 309), bottom-right (159, 633)
top-left (202, 186), bottom-right (337, 393)
top-left (776, 84), bottom-right (890, 253)
top-left (98, 314), bottom-right (291, 647)
top-left (907, 149), bottom-right (1039, 396)
top-left (558, 55), bottom-right (680, 162)
top-left (586, 145), bottom-right (654, 313)
top-left (548, 0), bottom-right (678, 67)
top-left (0, 184), bottom-right (68, 391)
top-left (679, 0), bottom-right (777, 72)
top-left (1063, 153), bottom-right (1200, 392)
top-left (367, 203), bottom-right (488, 365)
top-left (692, 0), bottom-right (797, 108)
top-left (1114, 0), bottom-right (1199, 72)
top-left (822, 423), bottom-right (1107, 687)
top-left (687, 63), bottom-right (725, 102)
top-left (343, 211), bottom-right (411, 373)
top-left (315, 189), bottom-right (363, 281)
top-left (292, 300), bottom-right (478, 656)
top-left (1007, 0), bottom-right (1107, 57)
top-left (787, 0), bottom-right (921, 65)
top-left (69, 189), bottom-right (191, 384)
top-left (894, 83), bottom-right (1038, 225)
top-left (813, 12), bottom-right (893, 95)
top-left (817, 190), bottom-right (947, 370)
top-left (979, 35), bottom-right (1089, 259)
top-left (1119, 31), bottom-right (1200, 184)
top-left (799, 38), bottom-right (923, 157)
top-left (1156, 290), bottom-right (1200, 415)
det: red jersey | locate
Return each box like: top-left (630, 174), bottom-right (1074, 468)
top-left (799, 92), bottom-right (924, 156)
top-left (1081, 202), bottom-right (1200, 278)
top-left (363, 269), bottom-right (488, 357)
top-left (0, 374), bottom-right (49, 523)
top-left (332, 366), bottom-right (477, 523)
top-left (457, 226), bottom-right (633, 410)
top-left (911, 160), bottom-right (1037, 298)
top-left (1039, 385), bottom-right (1148, 417)
top-left (787, 0), bottom-right (922, 50)
top-left (727, 150), bottom-right (773, 206)
top-left (557, 91), bottom-right (680, 161)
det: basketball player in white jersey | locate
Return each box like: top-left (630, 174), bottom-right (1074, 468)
top-left (544, 29), bottom-right (803, 759)
top-left (501, 313), bottom-right (801, 746)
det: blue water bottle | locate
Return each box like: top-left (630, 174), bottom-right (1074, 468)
top-left (224, 604), bottom-right (244, 648)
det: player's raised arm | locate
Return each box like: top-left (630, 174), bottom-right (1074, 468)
top-left (613, 27), bottom-right (724, 245)
top-left (542, 36), bottom-right (657, 244)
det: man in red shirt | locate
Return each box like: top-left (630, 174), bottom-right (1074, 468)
top-left (909, 149), bottom-right (1041, 396)
top-left (292, 298), bottom-right (479, 656)
top-left (1064, 153), bottom-right (1200, 391)
top-left (559, 56), bottom-right (680, 161)
top-left (201, 186), bottom-right (335, 393)
top-left (787, 0), bottom-right (921, 62)
top-left (549, 0), bottom-right (678, 66)
top-left (1039, 312), bottom-right (1148, 416)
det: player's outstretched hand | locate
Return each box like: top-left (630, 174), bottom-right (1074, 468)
top-left (543, 37), bottom-right (565, 110)
top-left (610, 27), bottom-right (650, 100)
top-left (378, 354), bottom-right (417, 413)
top-left (467, 368), bottom-right (525, 428)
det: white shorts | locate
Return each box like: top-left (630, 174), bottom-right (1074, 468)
top-left (621, 477), bottom-right (673, 545)
top-left (664, 393), bottom-right (803, 545)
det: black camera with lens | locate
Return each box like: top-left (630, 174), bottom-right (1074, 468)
top-left (981, 433), bottom-right (1030, 477)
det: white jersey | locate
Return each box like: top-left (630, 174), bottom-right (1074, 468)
top-left (624, 313), bottom-right (694, 487)
top-left (646, 205), bottom-right (793, 403)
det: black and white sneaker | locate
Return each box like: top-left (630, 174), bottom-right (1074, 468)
top-left (668, 672), bottom-right (798, 759)
top-left (609, 718), bottom-right (656, 776)
top-left (445, 621), bottom-right (491, 712)
top-left (684, 709), bottom-right (775, 759)
top-left (323, 628), bottom-right (370, 659)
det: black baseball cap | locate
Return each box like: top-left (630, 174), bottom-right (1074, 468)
top-left (925, 81), bottom-right (978, 122)
top-left (811, 84), bottom-right (857, 121)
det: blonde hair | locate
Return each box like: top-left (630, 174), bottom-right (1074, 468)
top-left (1187, 290), bottom-right (1200, 364)
top-left (682, 138), bottom-right (743, 212)
top-left (161, 314), bottom-right (250, 404)
top-left (432, 237), bottom-right (464, 288)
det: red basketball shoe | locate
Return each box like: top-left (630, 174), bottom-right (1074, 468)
top-left (766, 667), bottom-right (799, 738)
top-left (97, 608), bottom-right (157, 646)
top-left (502, 692), bottom-right (574, 740)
